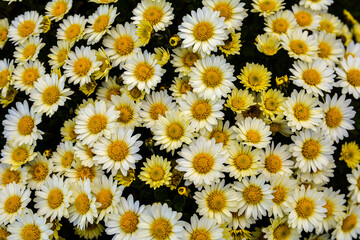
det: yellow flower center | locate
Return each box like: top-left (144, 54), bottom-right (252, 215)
top-left (320, 20), bottom-right (334, 33)
top-left (96, 189), bottom-right (113, 210)
top-left (134, 62), bottom-right (154, 82)
top-left (214, 3), bottom-right (232, 21)
top-left (183, 52), bottom-right (199, 68)
top-left (194, 22), bottom-right (214, 41)
top-left (4, 195), bottom-right (21, 213)
top-left (30, 162), bottom-right (49, 182)
top-left (57, 49), bottom-right (68, 63)
top-left (234, 154), bottom-right (252, 170)
top-left (341, 214), bottom-right (358, 232)
top-left (295, 11), bottom-right (312, 27)
top-left (0, 69), bottom-right (9, 88)
top-left (149, 103), bottom-right (167, 120)
top-left (0, 227), bottom-right (10, 239)
top-left (193, 153), bottom-right (214, 174)
top-left (143, 6), bottom-right (164, 26)
top-left (293, 103), bottom-right (310, 121)
top-left (347, 69), bottom-right (360, 87)
top-left (48, 188), bottom-right (64, 209)
top-left (105, 87), bottom-right (121, 101)
top-left (272, 186), bottom-right (286, 204)
top-left (61, 151), bottom-right (74, 168)
top-left (210, 130), bottom-right (228, 145)
top-left (259, 0), bottom-right (276, 12)
top-left (273, 223), bottom-right (291, 240)
top-left (98, 57), bottom-right (109, 72)
top-left (118, 105), bottom-right (134, 124)
top-left (318, 42), bottom-right (331, 59)
top-left (2, 169), bottom-right (20, 185)
top-left (23, 44), bottom-right (37, 59)
top-left (166, 122), bottom-right (184, 140)
top-left (107, 140), bottom-right (129, 162)
top-left (191, 100), bottom-right (211, 120)
top-left (248, 73), bottom-right (262, 86)
top-left (264, 97), bottom-right (278, 111)
top-left (114, 36), bottom-right (134, 56)
top-left (85, 145), bottom-right (94, 158)
top-left (231, 97), bottom-right (245, 110)
top-left (295, 198), bottom-right (314, 218)
top-left (270, 122), bottom-right (281, 133)
top-left (87, 114), bottom-right (107, 134)
top-left (180, 80), bottom-right (193, 94)
top-left (265, 154), bottom-right (282, 173)
top-left (0, 28), bottom-right (8, 41)
top-left (302, 139), bottom-right (320, 159)
top-left (243, 185), bottom-right (263, 204)
top-left (245, 130), bottom-right (261, 144)
top-left (272, 19), bottom-right (289, 34)
top-left (52, 0), bottom-right (67, 17)
top-left (42, 86), bottom-right (60, 105)
top-left (302, 69), bottom-right (321, 86)
top-left (74, 57), bottom-right (92, 76)
top-left (206, 191), bottom-right (226, 211)
top-left (289, 40), bottom-right (308, 55)
top-left (323, 200), bottom-right (334, 218)
top-left (65, 24), bottom-right (81, 41)
top-left (190, 229), bottom-right (210, 240)
top-left (325, 107), bottom-right (342, 128)
top-left (150, 166), bottom-right (165, 181)
top-left (11, 147), bottom-right (29, 164)
top-left (120, 211), bottom-right (139, 233)
top-left (75, 193), bottom-right (90, 215)
top-left (21, 224), bottom-right (41, 240)
top-left (129, 86), bottom-right (142, 99)
top-left (22, 68), bottom-right (39, 86)
top-left (76, 165), bottom-right (96, 181)
top-left (93, 15), bottom-right (109, 32)
top-left (151, 218), bottom-right (172, 240)
top-left (18, 20), bottom-right (35, 38)
top-left (202, 67), bottom-right (223, 88)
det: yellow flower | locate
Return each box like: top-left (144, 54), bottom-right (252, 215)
top-left (154, 47), bottom-right (170, 66)
top-left (237, 63), bottom-right (272, 92)
top-left (41, 16), bottom-right (51, 33)
top-left (79, 78), bottom-right (97, 96)
top-left (135, 20), bottom-right (152, 47)
top-left (169, 34), bottom-right (181, 47)
top-left (219, 31), bottom-right (242, 57)
top-left (255, 33), bottom-right (281, 56)
top-left (340, 142), bottom-right (360, 169)
top-left (114, 168), bottom-right (135, 187)
top-left (0, 86), bottom-right (17, 108)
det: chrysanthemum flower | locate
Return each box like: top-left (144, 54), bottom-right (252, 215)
top-left (345, 41), bottom-right (360, 59)
top-left (137, 203), bottom-right (184, 240)
top-left (26, 152), bottom-right (53, 190)
top-left (314, 31), bottom-right (345, 66)
top-left (255, 33), bottom-right (282, 56)
top-left (8, 11), bottom-right (43, 45)
top-left (238, 62), bottom-right (272, 92)
top-left (84, 5), bottom-right (118, 45)
top-left (132, 0), bottom-right (174, 32)
top-left (48, 41), bottom-right (71, 69)
top-left (251, 0), bottom-right (285, 17)
top-left (122, 50), bottom-right (165, 94)
top-left (74, 223), bottom-right (105, 240)
top-left (176, 137), bottom-right (227, 189)
top-left (332, 206), bottom-right (360, 240)
top-left (194, 180), bottom-right (239, 225)
top-left (136, 20), bottom-right (153, 47)
top-left (171, 48), bottom-right (201, 78)
top-left (153, 47), bottom-right (170, 66)
top-left (263, 217), bottom-right (301, 240)
top-left (225, 88), bottom-right (255, 113)
top-left (264, 10), bottom-right (297, 36)
top-left (51, 140), bottom-right (77, 174)
top-left (235, 117), bottom-right (272, 149)
top-left (57, 14), bottom-right (86, 45)
top-left (340, 142), bottom-right (360, 169)
top-left (65, 159), bottom-right (103, 183)
top-left (189, 55), bottom-right (235, 101)
top-left (139, 155), bottom-right (172, 189)
top-left (201, 120), bottom-right (237, 150)
top-left (121, 85), bottom-right (146, 102)
top-left (13, 36), bottom-right (45, 64)
top-left (0, 163), bottom-right (28, 189)
top-left (169, 76), bottom-right (193, 102)
top-left (93, 126), bottom-right (142, 176)
top-left (292, 5), bottom-right (320, 31)
top-left (74, 142), bottom-right (95, 167)
top-left (0, 18), bottom-right (9, 49)
top-left (260, 89), bottom-right (285, 118)
top-left (299, 0), bottom-right (333, 11)
top-left (0, 59), bottom-right (14, 97)
top-left (12, 60), bottom-right (45, 95)
top-left (219, 30), bottom-right (242, 57)
top-left (284, 185), bottom-right (326, 233)
top-left (335, 56), bottom-right (360, 99)
top-left (109, 94), bottom-right (142, 129)
top-left (93, 48), bottom-right (112, 81)
top-left (96, 76), bottom-right (121, 102)
top-left (183, 214), bottom-right (224, 240)
top-left (263, 115), bottom-right (292, 137)
top-left (318, 13), bottom-right (342, 35)
top-left (234, 174), bottom-right (274, 220)
top-left (297, 158), bottom-right (336, 185)
top-left (45, 0), bottom-right (72, 22)
top-left (178, 7), bottom-right (228, 55)
top-left (1, 142), bottom-right (36, 170)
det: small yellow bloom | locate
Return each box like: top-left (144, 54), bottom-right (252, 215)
top-left (275, 75), bottom-right (289, 89)
top-left (178, 186), bottom-right (190, 197)
top-left (41, 16), bottom-right (51, 33)
top-left (339, 142), bottom-right (360, 169)
top-left (154, 47), bottom-right (170, 66)
top-left (255, 33), bottom-right (281, 56)
top-left (344, 9), bottom-right (360, 43)
top-left (169, 168), bottom-right (183, 190)
top-left (0, 85), bottom-right (17, 108)
top-left (169, 34), bottom-right (181, 47)
top-left (219, 31), bottom-right (242, 57)
top-left (114, 168), bottom-right (136, 187)
top-left (136, 20), bottom-right (153, 47)
top-left (79, 78), bottom-right (97, 96)
top-left (44, 149), bottom-right (52, 158)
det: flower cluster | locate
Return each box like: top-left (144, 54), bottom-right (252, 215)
top-left (1, 0), bottom-right (360, 239)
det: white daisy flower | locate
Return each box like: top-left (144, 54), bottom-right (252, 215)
top-left (34, 175), bottom-right (72, 222)
top-left (319, 94), bottom-right (355, 143)
top-left (318, 13), bottom-right (342, 35)
top-left (284, 185), bottom-right (326, 233)
top-left (57, 14), bottom-right (86, 45)
top-left (235, 117), bottom-right (272, 149)
top-left (183, 214), bottom-right (224, 240)
top-left (264, 10), bottom-right (297, 36)
top-left (2, 100), bottom-right (43, 146)
top-left (26, 152), bottom-right (53, 190)
top-left (137, 203), bottom-right (184, 240)
top-left (65, 159), bottom-right (103, 183)
top-left (84, 5), bottom-right (118, 45)
top-left (189, 54), bottom-right (235, 101)
top-left (13, 36), bottom-right (45, 64)
top-left (194, 179), bottom-right (239, 225)
top-left (178, 7), bottom-right (228, 55)
top-left (45, 0), bottom-right (72, 22)
top-left (201, 120), bottom-right (237, 150)
top-left (299, 0), bottom-right (333, 11)
top-left (60, 118), bottom-right (78, 143)
top-left (335, 56), bottom-right (360, 99)
top-left (263, 217), bottom-right (301, 240)
top-left (0, 163), bottom-right (28, 189)
top-left (0, 58), bottom-right (14, 97)
top-left (314, 31), bottom-right (345, 66)
top-left (0, 142), bottom-right (36, 170)
top-left (170, 48), bottom-right (201, 77)
top-left (105, 194), bottom-right (145, 240)
top-left (292, 5), bottom-right (320, 31)
top-left (96, 76), bottom-right (121, 102)
top-left (296, 158), bottom-right (336, 185)
top-left (93, 126), bottom-right (142, 176)
top-left (74, 100), bottom-right (119, 147)
top-left (0, 183), bottom-right (31, 225)
top-left (234, 174), bottom-right (274, 220)
top-left (176, 137), bottom-right (227, 189)
top-left (290, 128), bottom-right (335, 173)
top-left (12, 60), bottom-right (46, 95)
top-left (8, 11), bottom-right (43, 45)
top-left (48, 41), bottom-right (72, 69)
top-left (68, 179), bottom-right (99, 230)
top-left (30, 73), bottom-right (73, 117)
top-left (263, 115), bottom-right (292, 137)
top-left (332, 206), bottom-right (360, 240)
top-left (122, 50), bottom-right (165, 94)
top-left (289, 59), bottom-right (335, 97)
top-left (51, 140), bottom-right (77, 174)
top-left (109, 94), bottom-right (142, 129)
top-left (281, 89), bottom-right (323, 132)
top-left (132, 0), bottom-right (174, 32)
top-left (251, 0), bottom-right (285, 17)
